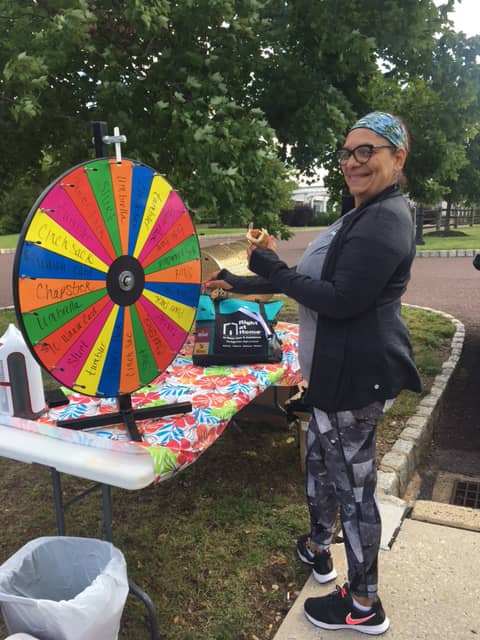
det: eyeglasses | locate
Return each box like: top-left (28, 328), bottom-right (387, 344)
top-left (336, 144), bottom-right (395, 165)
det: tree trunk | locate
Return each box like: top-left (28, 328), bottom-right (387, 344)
top-left (443, 198), bottom-right (452, 235)
top-left (415, 204), bottom-right (425, 245)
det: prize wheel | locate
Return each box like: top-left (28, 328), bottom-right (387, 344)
top-left (13, 157), bottom-right (201, 399)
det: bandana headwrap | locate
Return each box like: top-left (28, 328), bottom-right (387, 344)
top-left (349, 111), bottom-right (409, 151)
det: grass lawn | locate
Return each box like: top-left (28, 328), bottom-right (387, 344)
top-left (418, 225), bottom-right (480, 250)
top-left (0, 302), bottom-right (454, 639)
top-left (0, 234), bottom-right (19, 249)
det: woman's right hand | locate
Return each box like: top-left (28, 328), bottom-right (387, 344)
top-left (202, 270), bottom-right (233, 293)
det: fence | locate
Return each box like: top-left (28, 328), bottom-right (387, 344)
top-left (419, 207), bottom-right (480, 230)
top-left (414, 205), bottom-right (480, 244)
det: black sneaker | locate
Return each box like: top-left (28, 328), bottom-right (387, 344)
top-left (296, 534), bottom-right (337, 584)
top-left (304, 583), bottom-right (390, 635)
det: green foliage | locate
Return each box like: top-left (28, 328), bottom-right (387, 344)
top-left (1, 0), bottom-right (479, 232)
top-left (312, 211), bottom-right (339, 226)
top-left (399, 31), bottom-right (480, 206)
top-left (449, 134), bottom-right (480, 207)
top-left (0, 0), bottom-right (293, 235)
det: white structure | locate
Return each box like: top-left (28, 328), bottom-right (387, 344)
top-left (292, 183), bottom-right (329, 213)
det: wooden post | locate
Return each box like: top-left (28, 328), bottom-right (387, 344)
top-left (92, 121), bottom-right (109, 157)
top-left (415, 204), bottom-right (425, 245)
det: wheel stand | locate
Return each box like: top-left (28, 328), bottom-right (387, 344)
top-left (50, 468), bottom-right (160, 640)
top-left (57, 393), bottom-right (192, 442)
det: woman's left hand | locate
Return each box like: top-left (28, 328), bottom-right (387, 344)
top-left (203, 270), bottom-right (233, 293)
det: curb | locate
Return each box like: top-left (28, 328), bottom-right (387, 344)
top-left (378, 304), bottom-right (465, 498)
top-left (416, 249), bottom-right (479, 257)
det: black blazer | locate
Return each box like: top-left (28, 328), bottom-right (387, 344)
top-left (219, 185), bottom-right (421, 411)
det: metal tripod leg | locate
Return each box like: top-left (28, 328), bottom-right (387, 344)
top-left (128, 580), bottom-right (160, 640)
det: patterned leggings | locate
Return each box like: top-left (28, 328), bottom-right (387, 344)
top-left (305, 401), bottom-right (384, 599)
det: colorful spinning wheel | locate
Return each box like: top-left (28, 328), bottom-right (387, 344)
top-left (13, 158), bottom-right (201, 399)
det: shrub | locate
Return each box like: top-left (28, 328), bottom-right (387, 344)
top-left (280, 204), bottom-right (314, 226)
top-left (312, 211), bottom-right (339, 226)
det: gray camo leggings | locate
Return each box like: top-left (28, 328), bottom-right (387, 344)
top-left (305, 401), bottom-right (384, 599)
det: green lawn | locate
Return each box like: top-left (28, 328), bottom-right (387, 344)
top-left (0, 234), bottom-right (19, 249)
top-left (418, 225), bottom-right (480, 250)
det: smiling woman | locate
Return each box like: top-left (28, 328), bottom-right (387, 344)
top-left (339, 130), bottom-right (405, 207)
top-left (338, 110), bottom-right (409, 208)
top-left (203, 110), bottom-right (421, 635)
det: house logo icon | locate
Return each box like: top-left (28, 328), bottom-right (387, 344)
top-left (223, 322), bottom-right (238, 337)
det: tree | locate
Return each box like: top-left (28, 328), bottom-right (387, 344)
top-left (0, 0), bottom-right (473, 233)
top-left (251, 0), bottom-right (450, 177)
top-left (399, 29), bottom-right (480, 233)
top-left (325, 18), bottom-right (480, 214)
top-left (454, 135), bottom-right (480, 206)
top-left (0, 1), bottom-right (293, 235)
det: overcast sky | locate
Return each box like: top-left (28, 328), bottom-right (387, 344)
top-left (439, 0), bottom-right (480, 36)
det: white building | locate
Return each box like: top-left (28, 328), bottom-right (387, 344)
top-left (291, 183), bottom-right (329, 213)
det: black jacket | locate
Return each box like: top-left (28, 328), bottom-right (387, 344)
top-left (219, 184), bottom-right (421, 411)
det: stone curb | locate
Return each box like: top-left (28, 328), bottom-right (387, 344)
top-left (416, 248), bottom-right (480, 257)
top-left (0, 248), bottom-right (15, 254)
top-left (378, 304), bottom-right (465, 498)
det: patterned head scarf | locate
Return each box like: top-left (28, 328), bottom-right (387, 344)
top-left (349, 111), bottom-right (409, 151)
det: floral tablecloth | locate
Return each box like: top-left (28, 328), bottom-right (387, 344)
top-left (25, 321), bottom-right (300, 483)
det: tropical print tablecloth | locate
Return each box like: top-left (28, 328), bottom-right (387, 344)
top-left (26, 321), bottom-right (300, 482)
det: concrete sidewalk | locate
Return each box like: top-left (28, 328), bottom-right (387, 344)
top-left (274, 497), bottom-right (480, 640)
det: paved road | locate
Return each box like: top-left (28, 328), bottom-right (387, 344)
top-left (2, 232), bottom-right (479, 488)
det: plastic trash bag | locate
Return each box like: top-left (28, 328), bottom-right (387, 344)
top-left (0, 537), bottom-right (129, 640)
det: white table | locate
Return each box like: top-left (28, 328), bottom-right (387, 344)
top-left (0, 423), bottom-right (155, 490)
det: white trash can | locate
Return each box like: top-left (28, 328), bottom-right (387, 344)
top-left (0, 537), bottom-right (129, 640)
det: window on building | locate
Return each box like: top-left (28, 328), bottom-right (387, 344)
top-left (313, 199), bottom-right (326, 213)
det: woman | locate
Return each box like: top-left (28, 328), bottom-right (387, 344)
top-left (204, 111), bottom-right (421, 635)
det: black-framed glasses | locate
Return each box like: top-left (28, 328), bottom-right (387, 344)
top-left (336, 144), bottom-right (395, 165)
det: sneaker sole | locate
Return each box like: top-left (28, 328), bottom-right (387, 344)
top-left (304, 611), bottom-right (390, 635)
top-left (312, 566), bottom-right (337, 584)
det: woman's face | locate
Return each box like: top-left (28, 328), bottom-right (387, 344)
top-left (341, 128), bottom-right (407, 207)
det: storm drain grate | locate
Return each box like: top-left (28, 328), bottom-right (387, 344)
top-left (451, 480), bottom-right (480, 509)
